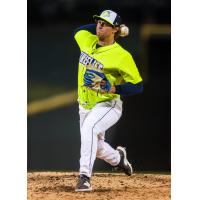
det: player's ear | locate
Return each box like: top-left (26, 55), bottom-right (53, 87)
top-left (112, 27), bottom-right (119, 34)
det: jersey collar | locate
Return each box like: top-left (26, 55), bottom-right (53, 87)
top-left (92, 41), bottom-right (119, 54)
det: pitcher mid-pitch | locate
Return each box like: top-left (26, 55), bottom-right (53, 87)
top-left (74, 9), bottom-right (143, 192)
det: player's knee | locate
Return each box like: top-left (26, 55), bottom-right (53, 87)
top-left (82, 123), bottom-right (101, 137)
top-left (96, 140), bottom-right (105, 158)
top-left (93, 125), bottom-right (101, 136)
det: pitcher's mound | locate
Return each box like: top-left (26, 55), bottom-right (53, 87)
top-left (28, 172), bottom-right (170, 200)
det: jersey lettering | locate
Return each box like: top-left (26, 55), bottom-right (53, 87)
top-left (79, 52), bottom-right (104, 70)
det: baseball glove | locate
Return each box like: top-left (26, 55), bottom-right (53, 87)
top-left (83, 69), bottom-right (111, 93)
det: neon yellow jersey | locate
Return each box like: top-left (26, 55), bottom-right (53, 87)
top-left (74, 29), bottom-right (142, 109)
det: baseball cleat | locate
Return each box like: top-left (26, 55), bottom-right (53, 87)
top-left (75, 174), bottom-right (92, 192)
top-left (116, 146), bottom-right (133, 176)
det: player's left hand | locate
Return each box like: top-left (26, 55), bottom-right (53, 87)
top-left (84, 69), bottom-right (111, 93)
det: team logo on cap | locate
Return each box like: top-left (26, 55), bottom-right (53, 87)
top-left (101, 10), bottom-right (110, 17)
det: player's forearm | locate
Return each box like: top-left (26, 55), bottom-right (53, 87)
top-left (74, 24), bottom-right (96, 35)
top-left (110, 82), bottom-right (143, 96)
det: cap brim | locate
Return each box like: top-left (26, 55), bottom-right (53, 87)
top-left (93, 15), bottom-right (114, 26)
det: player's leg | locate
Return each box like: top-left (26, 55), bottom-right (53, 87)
top-left (96, 133), bottom-right (120, 166)
top-left (76, 104), bottom-right (120, 192)
top-left (76, 105), bottom-right (92, 192)
top-left (79, 105), bottom-right (90, 129)
top-left (96, 133), bottom-right (133, 176)
top-left (79, 106), bottom-right (120, 168)
top-left (76, 99), bottom-right (132, 192)
top-left (79, 99), bottom-right (122, 178)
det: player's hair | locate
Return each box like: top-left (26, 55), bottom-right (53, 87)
top-left (114, 29), bottom-right (121, 40)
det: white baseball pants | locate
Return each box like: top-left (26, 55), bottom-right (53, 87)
top-left (79, 98), bottom-right (123, 178)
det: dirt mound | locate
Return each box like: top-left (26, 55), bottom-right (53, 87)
top-left (28, 172), bottom-right (170, 200)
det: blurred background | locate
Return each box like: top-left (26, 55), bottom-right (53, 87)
top-left (27, 0), bottom-right (171, 172)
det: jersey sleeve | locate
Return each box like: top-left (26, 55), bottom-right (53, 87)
top-left (74, 30), bottom-right (91, 50)
top-left (119, 53), bottom-right (142, 84)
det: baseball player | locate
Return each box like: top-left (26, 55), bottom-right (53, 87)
top-left (73, 10), bottom-right (143, 192)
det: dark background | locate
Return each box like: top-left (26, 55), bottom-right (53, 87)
top-left (27, 0), bottom-right (171, 172)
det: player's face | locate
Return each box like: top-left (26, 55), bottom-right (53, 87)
top-left (96, 20), bottom-right (117, 40)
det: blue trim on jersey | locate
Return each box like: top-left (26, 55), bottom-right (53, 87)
top-left (115, 82), bottom-right (143, 96)
top-left (74, 24), bottom-right (96, 35)
top-left (96, 43), bottom-right (102, 49)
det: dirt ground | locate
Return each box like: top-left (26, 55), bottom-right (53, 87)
top-left (27, 172), bottom-right (171, 200)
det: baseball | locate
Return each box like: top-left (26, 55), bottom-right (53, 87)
top-left (120, 25), bottom-right (129, 37)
